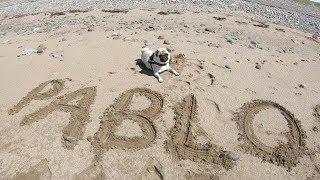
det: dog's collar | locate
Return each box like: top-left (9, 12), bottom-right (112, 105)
top-left (148, 53), bottom-right (168, 67)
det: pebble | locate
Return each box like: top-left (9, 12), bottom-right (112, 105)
top-left (298, 84), bottom-right (305, 88)
top-left (163, 39), bottom-right (170, 45)
top-left (255, 64), bottom-right (261, 69)
top-left (2, 39), bottom-right (10, 44)
top-left (145, 26), bottom-right (155, 31)
top-left (87, 26), bottom-right (94, 32)
top-left (33, 27), bottom-right (43, 33)
top-left (225, 65), bottom-right (231, 69)
top-left (204, 27), bottom-right (214, 33)
top-left (36, 44), bottom-right (47, 54)
top-left (249, 40), bottom-right (259, 49)
top-left (208, 43), bottom-right (220, 48)
top-left (20, 48), bottom-right (37, 56)
top-left (50, 51), bottom-right (64, 61)
top-left (225, 35), bottom-right (238, 44)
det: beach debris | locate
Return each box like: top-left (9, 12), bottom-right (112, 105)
top-left (311, 32), bottom-right (320, 42)
top-left (208, 73), bottom-right (215, 85)
top-left (157, 10), bottom-right (181, 15)
top-left (87, 26), bottom-right (94, 32)
top-left (50, 51), bottom-right (64, 61)
top-left (253, 22), bottom-right (269, 28)
top-left (50, 11), bottom-right (65, 17)
top-left (213, 16), bottom-right (226, 21)
top-left (111, 32), bottom-right (121, 39)
top-left (2, 39), bottom-right (11, 44)
top-left (36, 44), bottom-right (47, 54)
top-left (18, 48), bottom-right (37, 57)
top-left (225, 35), bottom-right (238, 44)
top-left (298, 84), bottom-right (305, 88)
top-left (275, 28), bottom-right (285, 32)
top-left (255, 63), bottom-right (261, 69)
top-left (69, 9), bottom-right (91, 14)
top-left (145, 26), bottom-right (156, 31)
top-left (163, 39), bottom-right (170, 45)
top-left (33, 27), bottom-right (43, 33)
top-left (204, 27), bottom-right (215, 33)
top-left (157, 35), bottom-right (165, 40)
top-left (249, 40), bottom-right (261, 49)
top-left (208, 42), bottom-right (220, 48)
top-left (102, 9), bottom-right (129, 13)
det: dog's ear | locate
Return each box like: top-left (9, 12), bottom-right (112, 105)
top-left (166, 47), bottom-right (172, 53)
top-left (155, 50), bottom-right (160, 57)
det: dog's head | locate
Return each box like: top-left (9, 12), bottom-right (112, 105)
top-left (153, 48), bottom-right (171, 64)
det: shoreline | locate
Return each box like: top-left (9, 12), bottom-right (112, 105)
top-left (0, 0), bottom-right (319, 34)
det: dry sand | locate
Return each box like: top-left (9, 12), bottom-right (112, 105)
top-left (0, 8), bottom-right (320, 180)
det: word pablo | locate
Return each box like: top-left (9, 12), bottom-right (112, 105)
top-left (8, 79), bottom-right (309, 170)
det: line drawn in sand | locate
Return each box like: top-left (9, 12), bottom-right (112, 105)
top-left (77, 88), bottom-right (164, 179)
top-left (234, 100), bottom-right (307, 171)
top-left (8, 79), bottom-right (97, 150)
top-left (314, 105), bottom-right (320, 121)
top-left (165, 94), bottom-right (236, 170)
top-left (12, 159), bottom-right (52, 180)
top-left (8, 79), bottom-right (67, 115)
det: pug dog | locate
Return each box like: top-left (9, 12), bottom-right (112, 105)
top-left (141, 46), bottom-right (179, 83)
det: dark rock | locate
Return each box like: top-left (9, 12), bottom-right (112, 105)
top-left (255, 64), bottom-right (261, 69)
top-left (163, 40), bottom-right (170, 45)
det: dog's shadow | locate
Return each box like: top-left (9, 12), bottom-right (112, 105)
top-left (135, 59), bottom-right (154, 76)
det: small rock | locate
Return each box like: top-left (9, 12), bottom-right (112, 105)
top-left (87, 136), bottom-right (93, 142)
top-left (255, 64), bottom-right (261, 69)
top-left (312, 32), bottom-right (320, 40)
top-left (20, 48), bottom-right (37, 56)
top-left (111, 32), bottom-right (120, 37)
top-left (0, 32), bottom-right (6, 35)
top-left (158, 35), bottom-right (165, 40)
top-left (204, 27), bottom-right (214, 33)
top-left (36, 44), bottom-right (46, 54)
top-left (163, 40), bottom-right (170, 45)
top-left (145, 26), bottom-right (155, 31)
top-left (225, 36), bottom-right (237, 44)
top-left (87, 26), bottom-right (94, 32)
top-left (225, 65), bottom-right (231, 69)
top-left (249, 40), bottom-right (259, 49)
top-left (2, 39), bottom-right (10, 44)
top-left (33, 27), bottom-right (43, 33)
top-left (312, 126), bottom-right (319, 132)
top-left (229, 152), bottom-right (240, 161)
top-left (208, 43), bottom-right (220, 48)
top-left (50, 51), bottom-right (64, 61)
top-left (298, 84), bottom-right (305, 88)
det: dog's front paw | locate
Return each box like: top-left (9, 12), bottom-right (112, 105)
top-left (158, 78), bottom-right (164, 83)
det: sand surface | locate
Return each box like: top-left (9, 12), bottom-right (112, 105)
top-left (0, 8), bottom-right (320, 180)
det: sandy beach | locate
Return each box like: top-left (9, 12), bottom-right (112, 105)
top-left (0, 1), bottom-right (320, 180)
